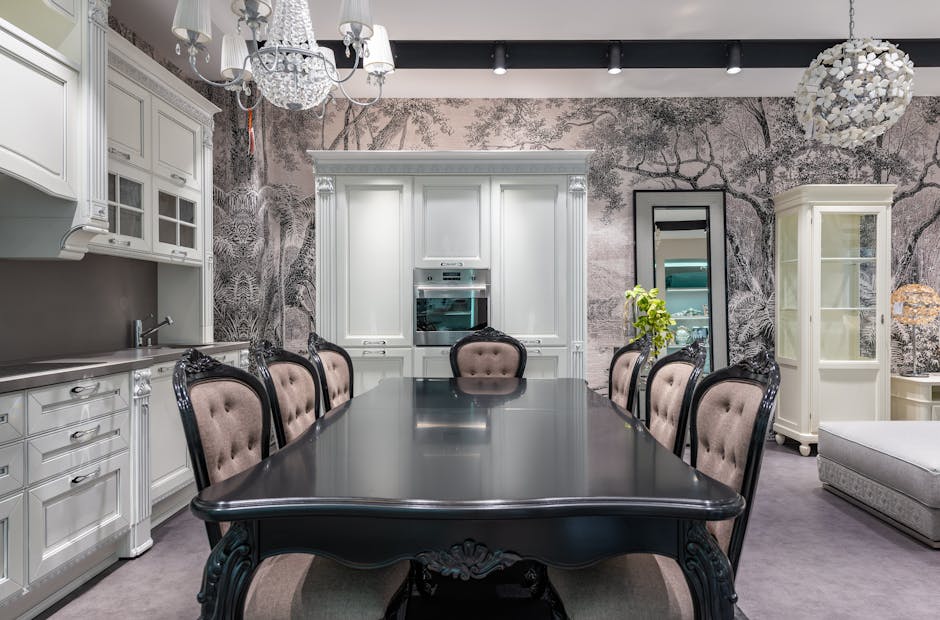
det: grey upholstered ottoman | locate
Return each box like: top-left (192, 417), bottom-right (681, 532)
top-left (818, 421), bottom-right (940, 548)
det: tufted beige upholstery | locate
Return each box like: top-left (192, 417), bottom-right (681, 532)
top-left (455, 342), bottom-right (522, 377)
top-left (268, 361), bottom-right (319, 443)
top-left (455, 376), bottom-right (521, 395)
top-left (189, 379), bottom-right (265, 486)
top-left (318, 350), bottom-right (351, 411)
top-left (647, 361), bottom-right (695, 451)
top-left (609, 350), bottom-right (641, 410)
top-left (694, 379), bottom-right (765, 552)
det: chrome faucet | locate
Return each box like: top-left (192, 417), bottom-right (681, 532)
top-left (134, 315), bottom-right (174, 348)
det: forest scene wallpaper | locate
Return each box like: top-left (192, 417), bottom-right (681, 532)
top-left (112, 21), bottom-right (940, 388)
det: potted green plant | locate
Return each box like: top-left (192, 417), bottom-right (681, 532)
top-left (623, 285), bottom-right (676, 360)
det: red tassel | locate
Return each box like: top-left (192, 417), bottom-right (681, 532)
top-left (247, 109), bottom-right (255, 155)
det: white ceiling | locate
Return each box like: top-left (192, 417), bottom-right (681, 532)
top-left (109, 0), bottom-right (940, 97)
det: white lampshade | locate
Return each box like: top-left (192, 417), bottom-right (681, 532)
top-left (221, 34), bottom-right (252, 80)
top-left (172, 0), bottom-right (212, 44)
top-left (317, 46), bottom-right (339, 81)
top-left (339, 0), bottom-right (374, 41)
top-left (364, 25), bottom-right (394, 76)
top-left (230, 1), bottom-right (271, 19)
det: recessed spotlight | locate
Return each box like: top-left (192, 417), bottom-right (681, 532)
top-left (726, 41), bottom-right (742, 75)
top-left (493, 42), bottom-right (508, 75)
top-left (608, 41), bottom-right (622, 75)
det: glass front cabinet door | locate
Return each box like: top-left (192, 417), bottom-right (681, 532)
top-left (773, 185), bottom-right (893, 456)
top-left (152, 178), bottom-right (200, 263)
top-left (97, 162), bottom-right (150, 253)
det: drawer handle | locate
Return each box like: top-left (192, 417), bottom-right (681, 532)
top-left (71, 467), bottom-right (101, 486)
top-left (362, 350), bottom-right (386, 356)
top-left (108, 238), bottom-right (132, 247)
top-left (157, 366), bottom-right (172, 373)
top-left (171, 249), bottom-right (188, 257)
top-left (70, 382), bottom-right (101, 397)
top-left (362, 340), bottom-right (386, 346)
top-left (70, 424), bottom-right (101, 441)
top-left (170, 173), bottom-right (187, 185)
top-left (521, 339), bottom-right (542, 345)
top-left (0, 465), bottom-right (7, 477)
top-left (527, 348), bottom-right (543, 355)
top-left (0, 413), bottom-right (6, 424)
top-left (440, 261), bottom-right (464, 267)
top-left (108, 147), bottom-right (131, 160)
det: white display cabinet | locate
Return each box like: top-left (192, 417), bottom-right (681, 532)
top-left (773, 185), bottom-right (893, 456)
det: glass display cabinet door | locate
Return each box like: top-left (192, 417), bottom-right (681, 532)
top-left (100, 163), bottom-right (150, 252)
top-left (777, 210), bottom-right (799, 361)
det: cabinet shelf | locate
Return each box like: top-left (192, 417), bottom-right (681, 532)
top-left (673, 315), bottom-right (709, 321)
top-left (666, 287), bottom-right (708, 293)
top-left (820, 257), bottom-right (876, 262)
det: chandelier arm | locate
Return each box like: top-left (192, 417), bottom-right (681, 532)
top-left (235, 87), bottom-right (264, 112)
top-left (187, 53), bottom-right (250, 89)
top-left (326, 47), bottom-right (366, 85)
top-left (336, 78), bottom-right (384, 107)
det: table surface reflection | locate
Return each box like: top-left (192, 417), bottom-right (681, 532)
top-left (193, 378), bottom-right (742, 522)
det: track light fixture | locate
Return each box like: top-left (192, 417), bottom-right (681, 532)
top-left (492, 42), bottom-right (508, 75)
top-left (726, 40), bottom-right (742, 74)
top-left (607, 41), bottom-right (622, 75)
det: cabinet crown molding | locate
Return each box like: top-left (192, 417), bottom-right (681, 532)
top-left (308, 150), bottom-right (592, 176)
top-left (773, 184), bottom-right (896, 211)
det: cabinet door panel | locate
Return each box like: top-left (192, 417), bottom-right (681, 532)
top-left (153, 100), bottom-right (200, 189)
top-left (523, 347), bottom-right (569, 379)
top-left (28, 451), bottom-right (130, 582)
top-left (348, 348), bottom-right (413, 396)
top-left (415, 177), bottom-right (490, 268)
top-left (148, 362), bottom-right (193, 503)
top-left (337, 178), bottom-right (412, 347)
top-left (0, 443), bottom-right (25, 497)
top-left (414, 347), bottom-right (453, 378)
top-left (151, 178), bottom-right (201, 262)
top-left (493, 178), bottom-right (567, 345)
top-left (0, 492), bottom-right (25, 603)
top-left (0, 392), bottom-right (25, 444)
top-left (107, 72), bottom-right (151, 169)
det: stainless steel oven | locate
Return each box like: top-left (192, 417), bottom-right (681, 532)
top-left (414, 269), bottom-right (489, 346)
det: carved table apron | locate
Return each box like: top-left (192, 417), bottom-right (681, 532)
top-left (190, 378), bottom-right (744, 620)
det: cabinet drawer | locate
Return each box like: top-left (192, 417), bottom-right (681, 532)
top-left (0, 492), bottom-right (26, 603)
top-left (28, 451), bottom-right (130, 582)
top-left (0, 443), bottom-right (25, 497)
top-left (27, 411), bottom-right (130, 484)
top-left (0, 392), bottom-right (26, 444)
top-left (27, 373), bottom-right (129, 435)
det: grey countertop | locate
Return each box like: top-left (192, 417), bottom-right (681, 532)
top-left (0, 342), bottom-right (250, 392)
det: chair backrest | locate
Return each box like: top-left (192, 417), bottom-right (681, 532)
top-left (173, 348), bottom-right (271, 547)
top-left (255, 340), bottom-right (322, 447)
top-left (450, 326), bottom-right (527, 378)
top-left (308, 332), bottom-right (354, 413)
top-left (689, 350), bottom-right (780, 574)
top-left (644, 340), bottom-right (707, 455)
top-left (608, 334), bottom-right (651, 412)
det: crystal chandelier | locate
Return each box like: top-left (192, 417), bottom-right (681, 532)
top-left (171, 0), bottom-right (394, 113)
top-left (795, 0), bottom-right (914, 148)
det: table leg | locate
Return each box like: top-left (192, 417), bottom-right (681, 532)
top-left (197, 521), bottom-right (258, 620)
top-left (677, 519), bottom-right (737, 620)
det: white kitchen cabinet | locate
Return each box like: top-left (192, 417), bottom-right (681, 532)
top-left (414, 347), bottom-right (454, 378)
top-left (148, 359), bottom-right (193, 506)
top-left (523, 347), bottom-right (569, 379)
top-left (152, 178), bottom-right (201, 263)
top-left (90, 162), bottom-right (151, 253)
top-left (0, 392), bottom-right (25, 444)
top-left (414, 176), bottom-right (490, 268)
top-left (152, 98), bottom-right (201, 190)
top-left (335, 177), bottom-right (413, 347)
top-left (0, 19), bottom-right (79, 201)
top-left (0, 492), bottom-right (25, 604)
top-left (26, 411), bottom-right (130, 485)
top-left (348, 347), bottom-right (414, 396)
top-left (26, 372), bottom-right (129, 436)
top-left (106, 70), bottom-right (151, 170)
top-left (0, 443), bottom-right (25, 497)
top-left (492, 176), bottom-right (568, 346)
top-left (773, 185), bottom-right (893, 456)
top-left (28, 450), bottom-right (130, 582)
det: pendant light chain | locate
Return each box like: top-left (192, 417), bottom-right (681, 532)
top-left (849, 0), bottom-right (855, 39)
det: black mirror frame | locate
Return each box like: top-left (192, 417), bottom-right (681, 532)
top-left (449, 326), bottom-right (528, 378)
top-left (254, 340), bottom-right (323, 448)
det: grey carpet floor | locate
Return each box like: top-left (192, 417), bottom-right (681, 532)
top-left (42, 443), bottom-right (940, 619)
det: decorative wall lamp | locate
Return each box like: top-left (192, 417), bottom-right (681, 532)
top-left (891, 283), bottom-right (940, 377)
top-left (171, 0), bottom-right (394, 114)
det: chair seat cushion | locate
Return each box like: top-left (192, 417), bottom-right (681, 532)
top-left (548, 554), bottom-right (692, 619)
top-left (244, 555), bottom-right (408, 619)
top-left (818, 421), bottom-right (940, 508)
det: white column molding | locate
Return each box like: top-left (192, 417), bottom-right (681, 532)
top-left (568, 174), bottom-right (588, 380)
top-left (122, 367), bottom-right (154, 558)
top-left (315, 175), bottom-right (336, 339)
top-left (83, 0), bottom-right (110, 224)
top-left (201, 121), bottom-right (216, 342)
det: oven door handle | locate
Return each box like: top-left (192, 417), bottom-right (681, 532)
top-left (415, 285), bottom-right (489, 299)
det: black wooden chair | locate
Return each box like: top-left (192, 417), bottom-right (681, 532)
top-left (308, 332), bottom-right (354, 414)
top-left (173, 348), bottom-right (407, 619)
top-left (644, 340), bottom-right (707, 456)
top-left (608, 334), bottom-right (651, 413)
top-left (255, 340), bottom-right (322, 448)
top-left (449, 326), bottom-right (527, 378)
top-left (549, 350), bottom-right (781, 619)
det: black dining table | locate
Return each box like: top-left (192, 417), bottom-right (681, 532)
top-left (191, 377), bottom-right (744, 619)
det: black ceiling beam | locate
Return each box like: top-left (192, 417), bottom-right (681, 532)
top-left (318, 39), bottom-right (940, 70)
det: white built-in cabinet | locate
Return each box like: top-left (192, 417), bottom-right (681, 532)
top-left (773, 185), bottom-right (893, 456)
top-left (415, 176), bottom-right (490, 268)
top-left (148, 359), bottom-right (193, 515)
top-left (0, 492), bottom-right (25, 602)
top-left (313, 151), bottom-right (589, 385)
top-left (107, 70), bottom-right (151, 170)
top-left (153, 99), bottom-right (202, 190)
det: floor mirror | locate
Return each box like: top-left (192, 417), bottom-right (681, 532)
top-left (634, 190), bottom-right (729, 373)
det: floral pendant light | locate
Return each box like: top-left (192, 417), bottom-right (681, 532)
top-left (795, 0), bottom-right (914, 148)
